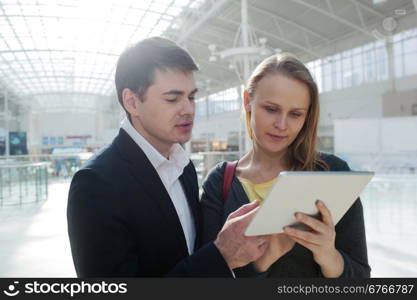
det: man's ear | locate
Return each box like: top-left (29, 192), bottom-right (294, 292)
top-left (122, 88), bottom-right (139, 117)
top-left (243, 90), bottom-right (251, 113)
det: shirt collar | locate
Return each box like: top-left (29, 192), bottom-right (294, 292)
top-left (120, 117), bottom-right (189, 171)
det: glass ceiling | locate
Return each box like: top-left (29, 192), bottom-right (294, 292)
top-left (0, 0), bottom-right (203, 110)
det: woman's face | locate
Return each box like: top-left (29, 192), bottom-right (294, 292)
top-left (245, 73), bottom-right (310, 155)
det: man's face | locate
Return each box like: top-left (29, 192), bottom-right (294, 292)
top-left (128, 68), bottom-right (197, 155)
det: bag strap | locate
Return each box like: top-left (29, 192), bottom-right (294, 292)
top-left (223, 161), bottom-right (238, 203)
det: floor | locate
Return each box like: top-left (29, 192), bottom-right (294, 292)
top-left (0, 179), bottom-right (75, 277)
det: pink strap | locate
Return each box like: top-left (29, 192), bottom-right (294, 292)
top-left (223, 161), bottom-right (238, 203)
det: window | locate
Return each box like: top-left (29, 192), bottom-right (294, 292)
top-left (322, 61), bottom-right (332, 92)
top-left (342, 51), bottom-right (353, 88)
top-left (403, 37), bottom-right (417, 76)
top-left (352, 52), bottom-right (363, 86)
top-left (375, 46), bottom-right (388, 81)
top-left (412, 104), bottom-right (417, 116)
top-left (363, 46), bottom-right (376, 83)
top-left (394, 40), bottom-right (404, 78)
top-left (332, 54), bottom-right (343, 90)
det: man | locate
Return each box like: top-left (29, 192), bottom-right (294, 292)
top-left (67, 37), bottom-right (267, 277)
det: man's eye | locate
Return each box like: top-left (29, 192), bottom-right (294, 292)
top-left (166, 98), bottom-right (177, 102)
top-left (188, 96), bottom-right (195, 101)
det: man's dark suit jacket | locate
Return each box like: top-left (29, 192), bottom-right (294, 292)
top-left (67, 128), bottom-right (231, 277)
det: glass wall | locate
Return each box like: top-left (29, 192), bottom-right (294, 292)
top-left (196, 87), bottom-right (241, 117)
top-left (198, 27), bottom-right (417, 117)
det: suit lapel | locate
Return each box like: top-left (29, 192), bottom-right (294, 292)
top-left (179, 164), bottom-right (201, 240)
top-left (113, 129), bottom-right (188, 254)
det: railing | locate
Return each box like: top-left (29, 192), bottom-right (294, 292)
top-left (0, 153), bottom-right (93, 207)
top-left (361, 174), bottom-right (417, 274)
top-left (336, 151), bottom-right (417, 174)
top-left (0, 162), bottom-right (49, 207)
top-left (0, 153), bottom-right (93, 178)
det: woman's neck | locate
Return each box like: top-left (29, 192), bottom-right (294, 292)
top-left (238, 143), bottom-right (289, 182)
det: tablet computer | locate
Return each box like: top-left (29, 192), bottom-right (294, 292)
top-left (245, 171), bottom-right (374, 236)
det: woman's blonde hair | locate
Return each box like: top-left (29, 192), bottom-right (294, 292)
top-left (245, 54), bottom-right (328, 171)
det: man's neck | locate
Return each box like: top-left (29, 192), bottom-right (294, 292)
top-left (129, 118), bottom-right (173, 159)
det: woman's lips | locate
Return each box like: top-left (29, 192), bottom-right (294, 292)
top-left (267, 133), bottom-right (287, 142)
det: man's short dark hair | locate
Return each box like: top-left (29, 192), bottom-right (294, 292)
top-left (115, 37), bottom-right (199, 119)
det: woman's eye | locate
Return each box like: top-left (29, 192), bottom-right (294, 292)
top-left (265, 107), bottom-right (277, 112)
top-left (291, 112), bottom-right (302, 118)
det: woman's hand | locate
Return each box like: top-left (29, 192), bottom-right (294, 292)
top-left (253, 233), bottom-right (295, 272)
top-left (283, 200), bottom-right (344, 278)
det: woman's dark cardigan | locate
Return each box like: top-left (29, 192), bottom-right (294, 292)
top-left (200, 153), bottom-right (371, 277)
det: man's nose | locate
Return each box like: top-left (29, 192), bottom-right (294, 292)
top-left (181, 99), bottom-right (195, 116)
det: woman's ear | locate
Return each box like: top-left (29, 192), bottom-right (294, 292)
top-left (243, 90), bottom-right (251, 113)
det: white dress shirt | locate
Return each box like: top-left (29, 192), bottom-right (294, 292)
top-left (121, 117), bottom-right (196, 255)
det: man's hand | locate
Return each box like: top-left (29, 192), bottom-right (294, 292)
top-left (253, 233), bottom-right (295, 272)
top-left (214, 201), bottom-right (268, 270)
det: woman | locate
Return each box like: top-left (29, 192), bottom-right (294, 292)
top-left (200, 54), bottom-right (371, 277)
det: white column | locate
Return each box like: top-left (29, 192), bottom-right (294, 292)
top-left (4, 90), bottom-right (9, 157)
top-left (386, 37), bottom-right (396, 92)
top-left (239, 0), bottom-right (250, 157)
top-left (241, 0), bottom-right (250, 83)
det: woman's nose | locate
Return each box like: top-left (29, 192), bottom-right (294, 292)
top-left (273, 115), bottom-right (288, 130)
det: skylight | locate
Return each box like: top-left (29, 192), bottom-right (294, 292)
top-left (0, 0), bottom-right (195, 109)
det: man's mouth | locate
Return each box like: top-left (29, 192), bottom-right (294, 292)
top-left (175, 122), bottom-right (193, 132)
top-left (176, 121), bottom-right (193, 128)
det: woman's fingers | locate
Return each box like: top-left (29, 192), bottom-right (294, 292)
top-left (316, 200), bottom-right (334, 226)
top-left (292, 200), bottom-right (334, 233)
top-left (294, 212), bottom-right (327, 234)
top-left (286, 234), bottom-right (315, 251)
top-left (283, 226), bottom-right (321, 246)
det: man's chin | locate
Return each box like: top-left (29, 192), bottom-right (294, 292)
top-left (174, 134), bottom-right (192, 145)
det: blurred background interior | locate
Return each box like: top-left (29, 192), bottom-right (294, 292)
top-left (0, 0), bottom-right (416, 277)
